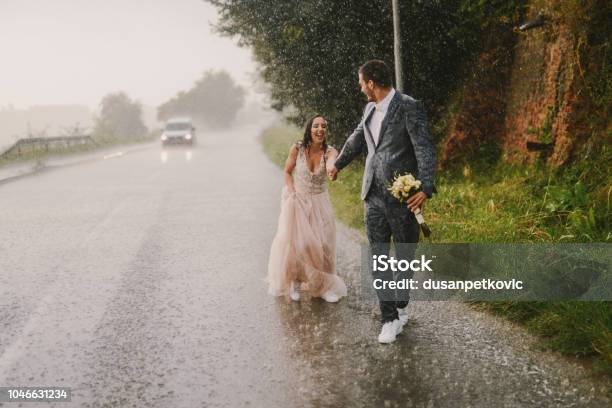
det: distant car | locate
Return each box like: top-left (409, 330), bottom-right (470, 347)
top-left (161, 118), bottom-right (196, 146)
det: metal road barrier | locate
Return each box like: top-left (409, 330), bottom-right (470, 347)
top-left (0, 135), bottom-right (96, 160)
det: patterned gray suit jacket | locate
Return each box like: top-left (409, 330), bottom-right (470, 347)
top-left (335, 91), bottom-right (437, 202)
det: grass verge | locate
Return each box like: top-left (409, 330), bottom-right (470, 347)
top-left (260, 124), bottom-right (612, 377)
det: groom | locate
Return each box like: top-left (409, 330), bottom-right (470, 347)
top-left (329, 60), bottom-right (436, 344)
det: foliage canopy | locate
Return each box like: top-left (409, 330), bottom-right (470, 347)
top-left (93, 92), bottom-right (147, 141)
top-left (157, 70), bottom-right (246, 129)
top-left (207, 0), bottom-right (523, 143)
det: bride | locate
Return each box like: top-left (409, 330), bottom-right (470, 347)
top-left (267, 115), bottom-right (347, 302)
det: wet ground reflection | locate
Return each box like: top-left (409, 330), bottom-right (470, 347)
top-left (273, 292), bottom-right (439, 408)
top-left (160, 146), bottom-right (195, 164)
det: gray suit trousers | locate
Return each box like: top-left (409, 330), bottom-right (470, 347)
top-left (365, 175), bottom-right (420, 323)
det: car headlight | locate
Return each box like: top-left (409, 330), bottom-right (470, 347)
top-left (185, 134), bottom-right (192, 140)
top-left (161, 134), bottom-right (167, 141)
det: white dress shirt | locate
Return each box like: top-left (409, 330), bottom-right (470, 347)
top-left (368, 88), bottom-right (395, 146)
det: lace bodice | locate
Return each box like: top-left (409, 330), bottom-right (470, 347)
top-left (294, 145), bottom-right (330, 195)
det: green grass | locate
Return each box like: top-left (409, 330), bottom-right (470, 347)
top-left (477, 302), bottom-right (612, 369)
top-left (430, 160), bottom-right (611, 244)
top-left (260, 124), bottom-right (612, 377)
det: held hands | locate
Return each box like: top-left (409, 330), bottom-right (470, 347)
top-left (406, 191), bottom-right (427, 212)
top-left (327, 166), bottom-right (339, 181)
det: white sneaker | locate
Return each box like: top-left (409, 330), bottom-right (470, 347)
top-left (378, 319), bottom-right (401, 344)
top-left (397, 305), bottom-right (409, 328)
top-left (321, 290), bottom-right (340, 303)
top-left (289, 282), bottom-right (300, 301)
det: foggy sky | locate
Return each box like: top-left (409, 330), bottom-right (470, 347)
top-left (0, 0), bottom-right (255, 110)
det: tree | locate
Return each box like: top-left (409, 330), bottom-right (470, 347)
top-left (157, 70), bottom-right (246, 129)
top-left (206, 0), bottom-right (464, 144)
top-left (93, 92), bottom-right (147, 142)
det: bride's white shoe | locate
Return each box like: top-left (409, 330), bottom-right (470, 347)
top-left (321, 290), bottom-right (340, 303)
top-left (289, 282), bottom-right (300, 301)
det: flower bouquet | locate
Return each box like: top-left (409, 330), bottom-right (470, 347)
top-left (388, 173), bottom-right (432, 238)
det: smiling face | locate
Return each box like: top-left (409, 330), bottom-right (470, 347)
top-left (310, 116), bottom-right (328, 145)
top-left (359, 72), bottom-right (375, 102)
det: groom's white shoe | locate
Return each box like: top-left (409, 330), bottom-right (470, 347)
top-left (397, 305), bottom-right (409, 328)
top-left (378, 319), bottom-right (401, 344)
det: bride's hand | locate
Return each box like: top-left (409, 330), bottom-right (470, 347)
top-left (326, 148), bottom-right (339, 181)
top-left (327, 167), bottom-right (338, 181)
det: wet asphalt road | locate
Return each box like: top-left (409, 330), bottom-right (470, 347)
top-left (0, 125), bottom-right (610, 407)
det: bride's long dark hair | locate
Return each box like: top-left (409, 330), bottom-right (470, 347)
top-left (299, 115), bottom-right (328, 152)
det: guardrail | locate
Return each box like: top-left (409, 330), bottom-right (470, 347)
top-left (0, 135), bottom-right (96, 160)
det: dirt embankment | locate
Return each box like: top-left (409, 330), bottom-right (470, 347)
top-left (441, 1), bottom-right (603, 167)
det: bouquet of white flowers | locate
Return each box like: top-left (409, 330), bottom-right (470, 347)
top-left (388, 173), bottom-right (432, 237)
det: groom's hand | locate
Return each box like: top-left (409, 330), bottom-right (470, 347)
top-left (407, 191), bottom-right (427, 212)
top-left (328, 166), bottom-right (339, 181)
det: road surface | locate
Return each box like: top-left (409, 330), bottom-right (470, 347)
top-left (0, 125), bottom-right (609, 407)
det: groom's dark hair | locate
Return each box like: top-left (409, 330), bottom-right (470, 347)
top-left (359, 60), bottom-right (393, 88)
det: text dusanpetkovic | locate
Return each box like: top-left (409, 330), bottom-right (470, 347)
top-left (373, 278), bottom-right (524, 292)
top-left (371, 255), bottom-right (523, 292)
